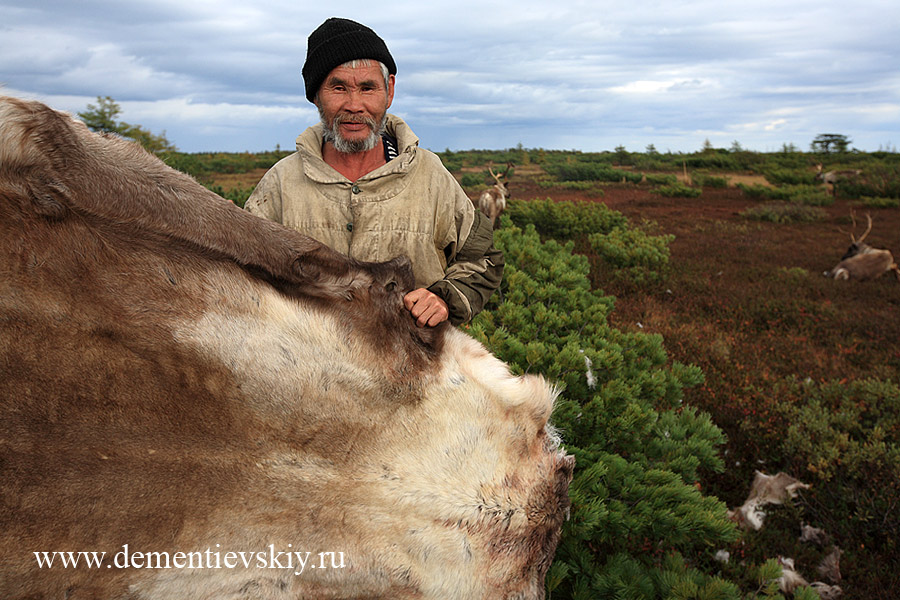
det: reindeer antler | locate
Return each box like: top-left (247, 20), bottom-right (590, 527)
top-left (487, 162), bottom-right (502, 185)
top-left (855, 213), bottom-right (873, 244)
top-left (846, 210), bottom-right (873, 244)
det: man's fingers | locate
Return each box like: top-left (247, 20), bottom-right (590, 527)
top-left (404, 288), bottom-right (449, 327)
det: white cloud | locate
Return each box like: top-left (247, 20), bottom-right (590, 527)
top-left (1, 0), bottom-right (898, 152)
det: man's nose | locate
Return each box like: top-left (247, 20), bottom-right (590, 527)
top-left (343, 90), bottom-right (364, 111)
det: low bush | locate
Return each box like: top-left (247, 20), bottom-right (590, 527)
top-left (163, 150), bottom-right (290, 179)
top-left (459, 173), bottom-right (483, 188)
top-left (857, 196), bottom-right (900, 208)
top-left (762, 168), bottom-right (818, 186)
top-left (644, 173), bottom-right (678, 186)
top-left (537, 180), bottom-right (605, 197)
top-left (740, 202), bottom-right (827, 224)
top-left (692, 173), bottom-right (729, 188)
top-left (545, 163), bottom-right (643, 184)
top-left (654, 182), bottom-right (702, 198)
top-left (736, 183), bottom-right (784, 200)
top-left (783, 185), bottom-right (833, 206)
top-left (727, 378), bottom-right (900, 596)
top-left (506, 198), bottom-right (627, 240)
top-left (589, 226), bottom-right (674, 285)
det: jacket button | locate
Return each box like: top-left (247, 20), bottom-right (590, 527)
top-left (351, 185), bottom-right (361, 194)
top-left (346, 223), bottom-right (353, 232)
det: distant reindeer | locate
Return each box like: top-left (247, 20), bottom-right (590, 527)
top-left (478, 162), bottom-right (512, 227)
top-left (815, 163), bottom-right (862, 197)
top-left (824, 212), bottom-right (900, 281)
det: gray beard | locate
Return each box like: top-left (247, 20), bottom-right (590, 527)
top-left (319, 109), bottom-right (387, 154)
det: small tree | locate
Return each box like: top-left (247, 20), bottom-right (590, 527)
top-left (78, 96), bottom-right (121, 134)
top-left (614, 145), bottom-right (631, 165)
top-left (810, 133), bottom-right (850, 154)
top-left (78, 96), bottom-right (176, 153)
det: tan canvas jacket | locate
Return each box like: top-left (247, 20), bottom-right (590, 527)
top-left (245, 114), bottom-right (503, 325)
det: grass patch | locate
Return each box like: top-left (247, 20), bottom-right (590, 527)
top-left (740, 202), bottom-right (827, 223)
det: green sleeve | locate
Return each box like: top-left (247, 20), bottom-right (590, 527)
top-left (428, 211), bottom-right (504, 325)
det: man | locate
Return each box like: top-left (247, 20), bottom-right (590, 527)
top-left (245, 17), bottom-right (503, 327)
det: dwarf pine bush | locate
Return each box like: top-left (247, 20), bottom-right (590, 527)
top-left (644, 173), bottom-right (678, 186)
top-left (506, 197), bottom-right (628, 240)
top-left (589, 226), bottom-right (675, 285)
top-left (691, 173), bottom-right (730, 188)
top-left (740, 202), bottom-right (827, 224)
top-left (545, 162), bottom-right (643, 184)
top-left (776, 378), bottom-right (900, 555)
top-left (762, 168), bottom-right (818, 186)
top-left (469, 217), bottom-right (739, 599)
top-left (654, 182), bottom-right (703, 198)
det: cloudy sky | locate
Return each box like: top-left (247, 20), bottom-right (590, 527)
top-left (2, 0), bottom-right (898, 154)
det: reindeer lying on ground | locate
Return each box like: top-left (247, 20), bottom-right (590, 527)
top-left (478, 162), bottom-right (512, 227)
top-left (824, 213), bottom-right (900, 281)
top-left (815, 163), bottom-right (862, 198)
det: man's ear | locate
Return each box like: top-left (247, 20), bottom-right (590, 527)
top-left (386, 73), bottom-right (396, 109)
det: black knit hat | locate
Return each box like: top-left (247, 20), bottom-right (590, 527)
top-left (302, 17), bottom-right (397, 103)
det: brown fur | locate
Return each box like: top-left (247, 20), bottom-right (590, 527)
top-left (727, 471), bottom-right (809, 530)
top-left (824, 214), bottom-right (900, 282)
top-left (477, 162), bottom-right (511, 227)
top-left (478, 187), bottom-right (507, 227)
top-left (0, 96), bottom-right (572, 599)
top-left (814, 163), bottom-right (862, 198)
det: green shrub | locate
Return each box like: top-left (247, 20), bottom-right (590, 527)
top-left (644, 173), bottom-right (678, 186)
top-left (654, 182), bottom-right (702, 198)
top-left (736, 183), bottom-right (784, 200)
top-left (589, 226), bottom-right (674, 284)
top-left (683, 153), bottom-right (740, 170)
top-left (857, 196), bottom-right (900, 208)
top-left (545, 163), bottom-right (642, 184)
top-left (459, 173), bottom-right (483, 188)
top-left (736, 183), bottom-right (830, 205)
top-left (470, 217), bottom-right (738, 598)
top-left (537, 180), bottom-right (603, 194)
top-left (762, 168), bottom-right (818, 186)
top-left (837, 163), bottom-right (900, 198)
top-left (438, 154), bottom-right (464, 173)
top-left (740, 202), bottom-right (827, 223)
top-left (784, 184), bottom-right (833, 206)
top-left (692, 173), bottom-right (729, 188)
top-left (506, 198), bottom-right (627, 240)
top-left (756, 378), bottom-right (900, 590)
top-left (162, 150), bottom-right (291, 179)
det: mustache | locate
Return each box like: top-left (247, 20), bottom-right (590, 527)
top-left (333, 113), bottom-right (377, 128)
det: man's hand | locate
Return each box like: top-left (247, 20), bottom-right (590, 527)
top-left (403, 288), bottom-right (449, 327)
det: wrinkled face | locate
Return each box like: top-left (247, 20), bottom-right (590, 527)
top-left (316, 61), bottom-right (395, 154)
